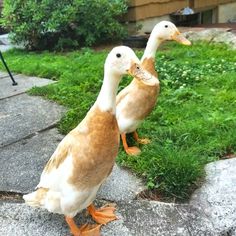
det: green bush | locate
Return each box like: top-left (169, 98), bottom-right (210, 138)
top-left (1, 0), bottom-right (128, 50)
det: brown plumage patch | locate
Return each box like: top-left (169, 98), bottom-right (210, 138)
top-left (36, 187), bottom-right (49, 198)
top-left (121, 80), bottom-right (159, 120)
top-left (27, 187), bottom-right (48, 206)
top-left (43, 106), bottom-right (119, 190)
top-left (142, 58), bottom-right (158, 77)
top-left (44, 142), bottom-right (69, 172)
top-left (69, 107), bottom-right (119, 189)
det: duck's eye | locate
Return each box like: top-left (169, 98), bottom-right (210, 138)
top-left (116, 53), bottom-right (121, 58)
top-left (136, 66), bottom-right (140, 70)
top-left (165, 25), bottom-right (168, 28)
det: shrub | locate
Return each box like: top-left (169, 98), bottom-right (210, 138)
top-left (1, 0), bottom-right (128, 50)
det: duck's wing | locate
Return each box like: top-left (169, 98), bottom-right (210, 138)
top-left (36, 120), bottom-right (89, 190)
top-left (36, 133), bottom-right (74, 188)
top-left (24, 129), bottom-right (88, 211)
top-left (44, 135), bottom-right (70, 171)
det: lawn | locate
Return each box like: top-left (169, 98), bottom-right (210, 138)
top-left (2, 42), bottom-right (236, 201)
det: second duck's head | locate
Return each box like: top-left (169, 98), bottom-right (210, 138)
top-left (152, 21), bottom-right (191, 45)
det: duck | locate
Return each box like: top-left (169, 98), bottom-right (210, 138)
top-left (23, 46), bottom-right (153, 236)
top-left (116, 21), bottom-right (191, 155)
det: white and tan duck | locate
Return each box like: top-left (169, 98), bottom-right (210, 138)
top-left (23, 46), bottom-right (153, 236)
top-left (116, 21), bottom-right (191, 155)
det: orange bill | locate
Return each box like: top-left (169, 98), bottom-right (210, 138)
top-left (128, 62), bottom-right (159, 86)
top-left (172, 31), bottom-right (191, 45)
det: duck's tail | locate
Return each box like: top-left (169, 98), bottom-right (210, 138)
top-left (23, 188), bottom-right (48, 208)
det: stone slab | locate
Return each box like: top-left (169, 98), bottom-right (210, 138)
top-left (190, 158), bottom-right (236, 235)
top-left (0, 129), bottom-right (64, 193)
top-left (0, 200), bottom-right (215, 236)
top-left (179, 27), bottom-right (231, 33)
top-left (183, 28), bottom-right (227, 42)
top-left (0, 93), bottom-right (65, 147)
top-left (116, 201), bottom-right (215, 236)
top-left (212, 32), bottom-right (236, 49)
top-left (98, 164), bottom-right (145, 201)
top-left (0, 71), bottom-right (15, 79)
top-left (183, 29), bottom-right (236, 50)
top-left (0, 74), bottom-right (55, 100)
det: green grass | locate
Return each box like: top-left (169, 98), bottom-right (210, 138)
top-left (2, 42), bottom-right (236, 201)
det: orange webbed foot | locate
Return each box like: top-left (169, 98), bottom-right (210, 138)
top-left (80, 224), bottom-right (101, 236)
top-left (121, 133), bottom-right (141, 156)
top-left (125, 146), bottom-right (141, 155)
top-left (87, 204), bottom-right (118, 225)
top-left (65, 216), bottom-right (101, 236)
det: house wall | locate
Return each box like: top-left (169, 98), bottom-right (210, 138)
top-left (137, 15), bottom-right (171, 33)
top-left (125, 0), bottom-right (188, 22)
top-left (194, 0), bottom-right (234, 9)
top-left (125, 0), bottom-right (236, 34)
top-left (218, 1), bottom-right (236, 22)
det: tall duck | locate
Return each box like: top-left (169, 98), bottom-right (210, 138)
top-left (116, 21), bottom-right (191, 155)
top-left (23, 46), bottom-right (152, 236)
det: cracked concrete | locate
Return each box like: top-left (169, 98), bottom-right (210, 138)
top-left (0, 93), bottom-right (65, 147)
top-left (190, 159), bottom-right (236, 235)
top-left (0, 74), bottom-right (56, 100)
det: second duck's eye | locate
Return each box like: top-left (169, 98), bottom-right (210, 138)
top-left (165, 25), bottom-right (168, 28)
top-left (136, 66), bottom-right (140, 70)
top-left (116, 53), bottom-right (121, 58)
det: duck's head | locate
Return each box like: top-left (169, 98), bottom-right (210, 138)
top-left (152, 21), bottom-right (191, 45)
top-left (105, 46), bottom-right (141, 77)
top-left (105, 46), bottom-right (151, 79)
top-left (105, 46), bottom-right (157, 85)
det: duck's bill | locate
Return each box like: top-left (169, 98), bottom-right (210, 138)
top-left (127, 62), bottom-right (140, 77)
top-left (128, 63), bottom-right (159, 86)
top-left (172, 33), bottom-right (191, 46)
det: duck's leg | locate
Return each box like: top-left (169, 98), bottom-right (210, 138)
top-left (133, 130), bottom-right (151, 145)
top-left (121, 133), bottom-right (141, 155)
top-left (65, 216), bottom-right (101, 236)
top-left (87, 203), bottom-right (118, 225)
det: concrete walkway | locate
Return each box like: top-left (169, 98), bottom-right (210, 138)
top-left (0, 53), bottom-right (236, 235)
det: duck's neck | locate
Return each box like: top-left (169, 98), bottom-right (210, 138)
top-left (141, 31), bottom-right (162, 62)
top-left (96, 70), bottom-right (120, 114)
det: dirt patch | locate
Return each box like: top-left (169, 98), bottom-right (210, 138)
top-left (0, 191), bottom-right (24, 202)
top-left (136, 175), bottom-right (205, 204)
